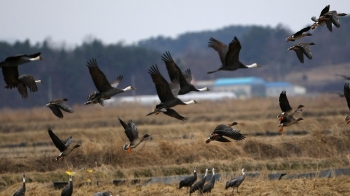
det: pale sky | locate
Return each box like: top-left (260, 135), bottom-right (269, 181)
top-left (1, 1), bottom-right (348, 46)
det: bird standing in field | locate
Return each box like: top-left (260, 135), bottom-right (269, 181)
top-left (146, 64), bottom-right (197, 119)
top-left (207, 36), bottom-right (259, 74)
top-left (343, 83), bottom-right (350, 124)
top-left (286, 26), bottom-right (312, 42)
top-left (179, 166), bottom-right (197, 193)
top-left (61, 174), bottom-right (73, 196)
top-left (161, 51), bottom-right (209, 95)
top-left (288, 42), bottom-right (315, 63)
top-left (47, 127), bottom-right (81, 161)
top-left (225, 168), bottom-right (246, 194)
top-left (119, 118), bottom-right (150, 153)
top-left (205, 122), bottom-right (246, 143)
top-left (84, 58), bottom-right (136, 106)
top-left (277, 91), bottom-right (304, 120)
top-left (190, 168), bottom-right (208, 195)
top-left (45, 98), bottom-right (74, 118)
top-left (202, 168), bottom-right (216, 195)
top-left (12, 174), bottom-right (26, 196)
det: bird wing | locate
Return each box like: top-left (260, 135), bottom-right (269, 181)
top-left (48, 127), bottom-right (67, 151)
top-left (110, 75), bottom-right (123, 88)
top-left (63, 136), bottom-right (73, 147)
top-left (327, 11), bottom-right (340, 28)
top-left (293, 49), bottom-right (304, 63)
top-left (162, 51), bottom-right (189, 88)
top-left (128, 119), bottom-right (139, 140)
top-left (119, 118), bottom-right (134, 142)
top-left (295, 26), bottom-right (311, 35)
top-left (297, 44), bottom-right (312, 60)
top-left (17, 83), bottom-right (28, 98)
top-left (48, 105), bottom-right (64, 118)
top-left (208, 37), bottom-right (228, 65)
top-left (2, 66), bottom-right (19, 88)
top-left (148, 65), bottom-right (176, 103)
top-left (279, 91), bottom-right (292, 112)
top-left (183, 69), bottom-right (193, 84)
top-left (320, 5), bottom-right (330, 16)
top-left (55, 99), bottom-right (74, 113)
top-left (169, 81), bottom-right (180, 98)
top-left (344, 83), bottom-right (350, 110)
top-left (215, 136), bottom-right (232, 142)
top-left (225, 36), bottom-right (241, 66)
top-left (163, 108), bottom-right (188, 121)
top-left (18, 74), bottom-right (38, 92)
top-left (213, 128), bottom-right (246, 141)
top-left (87, 58), bottom-right (113, 92)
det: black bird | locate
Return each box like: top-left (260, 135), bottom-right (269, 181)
top-left (202, 168), bottom-right (216, 195)
top-left (146, 65), bottom-right (197, 119)
top-left (205, 122), bottom-right (246, 143)
top-left (45, 98), bottom-right (74, 118)
top-left (286, 26), bottom-right (312, 42)
top-left (13, 174), bottom-right (26, 196)
top-left (61, 175), bottom-right (73, 196)
top-left (48, 127), bottom-right (81, 161)
top-left (179, 166), bottom-right (197, 193)
top-left (119, 118), bottom-right (150, 153)
top-left (288, 42), bottom-right (315, 63)
top-left (161, 51), bottom-right (209, 95)
top-left (3, 72), bottom-right (43, 98)
top-left (84, 59), bottom-right (135, 106)
top-left (190, 168), bottom-right (208, 195)
top-left (207, 36), bottom-right (259, 74)
top-left (343, 83), bottom-right (350, 124)
top-left (225, 168), bottom-right (246, 194)
top-left (277, 91), bottom-right (304, 120)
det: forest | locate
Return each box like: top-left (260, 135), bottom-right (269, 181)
top-left (1, 16), bottom-right (350, 109)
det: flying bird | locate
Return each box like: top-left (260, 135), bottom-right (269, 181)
top-left (179, 166), bottom-right (197, 193)
top-left (288, 42), bottom-right (315, 63)
top-left (119, 118), bottom-right (150, 153)
top-left (278, 116), bottom-right (303, 132)
top-left (277, 91), bottom-right (304, 120)
top-left (336, 74), bottom-right (350, 80)
top-left (311, 5), bottom-right (347, 32)
top-left (225, 168), bottom-right (246, 194)
top-left (205, 122), bottom-right (246, 143)
top-left (343, 83), bottom-right (350, 124)
top-left (45, 98), bottom-right (74, 118)
top-left (207, 36), bottom-right (259, 74)
top-left (84, 58), bottom-right (136, 106)
top-left (146, 64), bottom-right (197, 119)
top-left (286, 26), bottom-right (312, 42)
top-left (311, 5), bottom-right (331, 30)
top-left (48, 126), bottom-right (81, 161)
top-left (12, 174), bottom-right (26, 196)
top-left (5, 74), bottom-right (43, 98)
top-left (161, 51), bottom-right (209, 95)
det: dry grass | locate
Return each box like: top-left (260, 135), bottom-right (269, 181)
top-left (1, 94), bottom-right (350, 194)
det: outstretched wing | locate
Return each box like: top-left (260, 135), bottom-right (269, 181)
top-left (344, 83), bottom-right (350, 110)
top-left (225, 36), bottom-right (241, 66)
top-left (18, 74), bottom-right (38, 92)
top-left (87, 58), bottom-right (112, 92)
top-left (213, 128), bottom-right (246, 141)
top-left (183, 69), bottom-right (193, 84)
top-left (2, 66), bottom-right (19, 88)
top-left (208, 37), bottom-right (228, 65)
top-left (279, 91), bottom-right (292, 112)
top-left (119, 118), bottom-right (134, 142)
top-left (48, 127), bottom-right (67, 151)
top-left (162, 51), bottom-right (189, 88)
top-left (163, 108), bottom-right (188, 121)
top-left (148, 65), bottom-right (176, 103)
top-left (128, 119), bottom-right (139, 140)
top-left (54, 99), bottom-right (74, 114)
top-left (49, 105), bottom-right (64, 118)
top-left (17, 83), bottom-right (28, 98)
top-left (320, 5), bottom-right (330, 16)
top-left (110, 75), bottom-right (123, 88)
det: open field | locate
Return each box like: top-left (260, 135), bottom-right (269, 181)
top-left (1, 94), bottom-right (350, 195)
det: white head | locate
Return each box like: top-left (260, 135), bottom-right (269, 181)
top-left (193, 166), bottom-right (196, 173)
top-left (35, 79), bottom-right (44, 84)
top-left (247, 63), bottom-right (259, 68)
top-left (212, 168), bottom-right (215, 175)
top-left (204, 168), bottom-right (208, 176)
top-left (198, 87), bottom-right (210, 92)
top-left (23, 174), bottom-right (26, 182)
top-left (123, 86), bottom-right (136, 91)
top-left (184, 100), bottom-right (198, 105)
top-left (242, 168), bottom-right (245, 175)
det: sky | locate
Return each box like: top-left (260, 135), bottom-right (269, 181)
top-left (1, 1), bottom-right (349, 46)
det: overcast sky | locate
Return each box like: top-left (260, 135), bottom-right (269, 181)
top-left (1, 1), bottom-right (348, 46)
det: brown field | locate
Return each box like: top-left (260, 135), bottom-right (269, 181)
top-left (1, 94), bottom-right (350, 195)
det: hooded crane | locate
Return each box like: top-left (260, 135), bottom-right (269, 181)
top-left (278, 116), bottom-right (303, 132)
top-left (277, 91), bottom-right (304, 120)
top-left (225, 168), bottom-right (246, 194)
top-left (207, 36), bottom-right (259, 74)
top-left (84, 58), bottom-right (136, 106)
top-left (202, 168), bottom-right (216, 195)
top-left (343, 83), bottom-right (350, 124)
top-left (94, 192), bottom-right (113, 196)
top-left (190, 168), bottom-right (208, 195)
top-left (48, 126), bottom-right (81, 161)
top-left (3, 71), bottom-right (43, 98)
top-left (146, 64), bottom-right (197, 118)
top-left (179, 166), bottom-right (197, 193)
top-left (61, 175), bottom-right (73, 196)
top-left (205, 122), bottom-right (246, 143)
top-left (161, 51), bottom-right (209, 95)
top-left (286, 26), bottom-right (312, 42)
top-left (13, 174), bottom-right (25, 196)
top-left (45, 98), bottom-right (74, 118)
top-left (288, 42), bottom-right (315, 63)
top-left (119, 118), bottom-right (150, 153)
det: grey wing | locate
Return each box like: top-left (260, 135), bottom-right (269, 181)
top-left (215, 136), bottom-right (231, 142)
top-left (128, 120), bottom-right (139, 139)
top-left (344, 83), bottom-right (350, 110)
top-left (48, 128), bottom-right (67, 151)
top-left (213, 128), bottom-right (246, 141)
top-left (49, 105), bottom-right (64, 118)
top-left (56, 101), bottom-right (74, 113)
top-left (63, 136), bottom-right (73, 147)
top-left (183, 69), bottom-right (192, 84)
top-left (17, 83), bottom-right (28, 98)
top-left (293, 49), bottom-right (304, 63)
top-left (326, 20), bottom-right (333, 32)
top-left (18, 74), bottom-right (38, 92)
top-left (169, 80), bottom-right (180, 97)
top-left (327, 11), bottom-right (340, 28)
top-left (110, 75), bottom-right (123, 88)
top-left (163, 108), bottom-right (188, 121)
top-left (208, 37), bottom-right (228, 64)
top-left (299, 44), bottom-right (312, 60)
top-left (226, 178), bottom-right (238, 188)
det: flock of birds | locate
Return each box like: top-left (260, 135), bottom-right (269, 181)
top-left (2, 4), bottom-right (348, 196)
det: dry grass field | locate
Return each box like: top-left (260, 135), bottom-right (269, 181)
top-left (1, 94), bottom-right (350, 195)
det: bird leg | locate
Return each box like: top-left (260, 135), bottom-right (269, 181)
top-left (127, 147), bottom-right (132, 153)
top-left (279, 126), bottom-right (284, 132)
